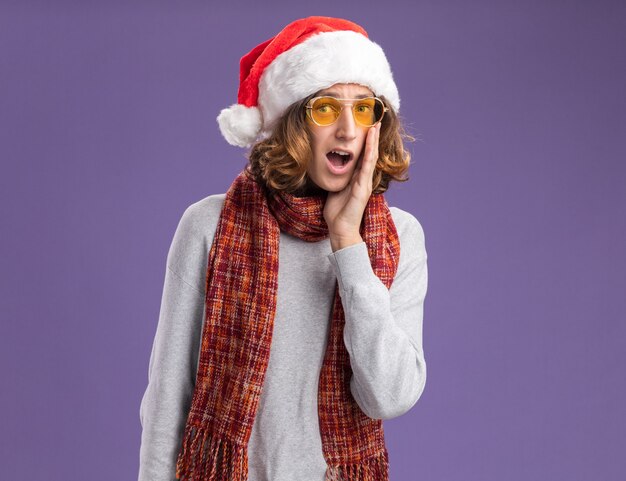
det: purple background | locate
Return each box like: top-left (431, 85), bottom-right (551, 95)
top-left (1, 1), bottom-right (625, 480)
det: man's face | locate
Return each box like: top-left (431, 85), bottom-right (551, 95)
top-left (305, 83), bottom-right (374, 193)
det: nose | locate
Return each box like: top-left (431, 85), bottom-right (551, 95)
top-left (334, 105), bottom-right (357, 141)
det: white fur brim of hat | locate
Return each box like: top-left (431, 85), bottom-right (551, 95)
top-left (217, 30), bottom-right (400, 148)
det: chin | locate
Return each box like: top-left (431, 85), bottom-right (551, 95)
top-left (319, 177), bottom-right (350, 193)
top-left (327, 179), bottom-right (349, 191)
top-left (306, 168), bottom-right (352, 194)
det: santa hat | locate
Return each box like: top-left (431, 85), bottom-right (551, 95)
top-left (217, 16), bottom-right (400, 148)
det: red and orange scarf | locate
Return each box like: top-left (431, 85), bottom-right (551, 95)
top-left (175, 168), bottom-right (400, 480)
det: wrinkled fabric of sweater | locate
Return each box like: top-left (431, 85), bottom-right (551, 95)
top-left (138, 193), bottom-right (428, 481)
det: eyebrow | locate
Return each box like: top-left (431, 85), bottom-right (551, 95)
top-left (320, 92), bottom-right (373, 99)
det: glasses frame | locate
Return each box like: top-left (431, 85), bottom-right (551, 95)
top-left (304, 96), bottom-right (389, 127)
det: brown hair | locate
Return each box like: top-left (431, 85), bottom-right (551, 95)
top-left (245, 92), bottom-right (415, 195)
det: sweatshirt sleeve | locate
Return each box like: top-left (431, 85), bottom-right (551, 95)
top-left (326, 212), bottom-right (428, 420)
top-left (138, 201), bottom-right (214, 481)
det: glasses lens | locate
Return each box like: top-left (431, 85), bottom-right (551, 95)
top-left (353, 98), bottom-right (385, 126)
top-left (311, 97), bottom-right (342, 125)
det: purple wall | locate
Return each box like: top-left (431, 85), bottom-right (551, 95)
top-left (1, 2), bottom-right (624, 480)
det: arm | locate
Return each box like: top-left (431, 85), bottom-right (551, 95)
top-left (138, 203), bottom-right (213, 481)
top-left (326, 213), bottom-right (428, 420)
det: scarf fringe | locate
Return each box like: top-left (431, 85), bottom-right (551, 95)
top-left (325, 449), bottom-right (390, 481)
top-left (175, 422), bottom-right (247, 481)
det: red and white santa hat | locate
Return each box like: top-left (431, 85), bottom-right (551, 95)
top-left (217, 16), bottom-right (400, 148)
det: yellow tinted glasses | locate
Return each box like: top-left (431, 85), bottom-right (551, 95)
top-left (305, 96), bottom-right (388, 127)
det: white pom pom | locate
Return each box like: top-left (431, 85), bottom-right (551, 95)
top-left (216, 104), bottom-right (263, 148)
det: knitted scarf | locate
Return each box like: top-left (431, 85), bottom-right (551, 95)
top-left (175, 168), bottom-right (400, 480)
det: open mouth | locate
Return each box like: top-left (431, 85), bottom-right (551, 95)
top-left (326, 150), bottom-right (353, 171)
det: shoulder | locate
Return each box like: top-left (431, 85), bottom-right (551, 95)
top-left (166, 193), bottom-right (226, 278)
top-left (174, 193), bottom-right (226, 244)
top-left (388, 206), bottom-right (428, 297)
top-left (179, 193), bottom-right (226, 229)
top-left (389, 205), bottom-right (426, 258)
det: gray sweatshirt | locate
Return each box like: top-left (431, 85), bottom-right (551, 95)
top-left (138, 193), bottom-right (428, 481)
